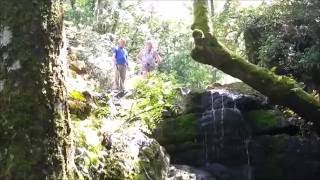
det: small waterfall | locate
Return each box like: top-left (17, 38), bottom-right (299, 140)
top-left (211, 93), bottom-right (217, 138)
top-left (220, 95), bottom-right (225, 150)
top-left (200, 89), bottom-right (244, 167)
top-left (245, 138), bottom-right (252, 180)
top-left (204, 131), bottom-right (208, 163)
top-left (211, 92), bottom-right (218, 162)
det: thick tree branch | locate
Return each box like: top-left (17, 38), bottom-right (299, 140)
top-left (191, 0), bottom-right (320, 130)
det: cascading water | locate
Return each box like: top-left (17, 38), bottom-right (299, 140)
top-left (200, 90), bottom-right (236, 163)
top-left (220, 95), bottom-right (225, 150)
top-left (245, 138), bottom-right (252, 180)
top-left (199, 89), bottom-right (254, 179)
top-left (204, 131), bottom-right (208, 163)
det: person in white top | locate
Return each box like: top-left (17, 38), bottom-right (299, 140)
top-left (136, 40), bottom-right (161, 78)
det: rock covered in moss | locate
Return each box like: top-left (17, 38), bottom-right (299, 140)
top-left (102, 123), bottom-right (170, 179)
top-left (154, 113), bottom-right (199, 145)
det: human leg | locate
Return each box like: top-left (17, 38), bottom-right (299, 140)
top-left (114, 65), bottom-right (120, 90)
top-left (119, 65), bottom-right (127, 90)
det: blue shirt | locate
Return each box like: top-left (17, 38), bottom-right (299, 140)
top-left (113, 47), bottom-right (128, 65)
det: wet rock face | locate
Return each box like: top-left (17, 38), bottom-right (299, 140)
top-left (185, 88), bottom-right (269, 114)
top-left (171, 90), bottom-right (252, 167)
top-left (249, 135), bottom-right (320, 180)
top-left (156, 83), bottom-right (320, 180)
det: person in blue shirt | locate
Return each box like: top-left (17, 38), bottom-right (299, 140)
top-left (112, 37), bottom-right (128, 90)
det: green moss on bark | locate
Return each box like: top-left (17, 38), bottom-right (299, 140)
top-left (192, 0), bottom-right (210, 33)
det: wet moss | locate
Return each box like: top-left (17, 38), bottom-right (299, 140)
top-left (244, 110), bottom-right (280, 132)
top-left (156, 114), bottom-right (198, 145)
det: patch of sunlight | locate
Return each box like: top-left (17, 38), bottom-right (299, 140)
top-left (0, 26), bottom-right (12, 47)
top-left (80, 121), bottom-right (100, 146)
top-left (141, 0), bottom-right (274, 21)
top-left (0, 80), bottom-right (4, 92)
top-left (101, 117), bottom-right (124, 134)
top-left (141, 0), bottom-right (192, 21)
top-left (66, 75), bottom-right (91, 92)
top-left (217, 74), bottom-right (241, 85)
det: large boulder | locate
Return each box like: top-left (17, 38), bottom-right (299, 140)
top-left (101, 121), bottom-right (170, 180)
top-left (184, 82), bottom-right (270, 114)
top-left (249, 135), bottom-right (320, 180)
top-left (154, 83), bottom-right (320, 180)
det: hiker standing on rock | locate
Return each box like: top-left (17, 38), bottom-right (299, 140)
top-left (112, 37), bottom-right (128, 91)
top-left (137, 40), bottom-right (161, 78)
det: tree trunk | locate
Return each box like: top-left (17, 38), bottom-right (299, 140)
top-left (0, 0), bottom-right (75, 179)
top-left (191, 0), bottom-right (320, 131)
top-left (209, 0), bottom-right (215, 17)
top-left (70, 0), bottom-right (76, 9)
top-left (111, 0), bottom-right (124, 34)
top-left (94, 0), bottom-right (103, 19)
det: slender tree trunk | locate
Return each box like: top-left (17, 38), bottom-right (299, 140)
top-left (70, 0), bottom-right (76, 9)
top-left (209, 0), bottom-right (215, 17)
top-left (94, 0), bottom-right (103, 19)
top-left (0, 0), bottom-right (75, 179)
top-left (191, 0), bottom-right (320, 131)
top-left (111, 0), bottom-right (124, 34)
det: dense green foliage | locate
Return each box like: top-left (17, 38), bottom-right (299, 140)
top-left (213, 0), bottom-right (320, 92)
top-left (64, 0), bottom-right (220, 89)
top-left (130, 74), bottom-right (181, 132)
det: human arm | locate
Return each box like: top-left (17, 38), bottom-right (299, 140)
top-left (112, 53), bottom-right (117, 67)
top-left (155, 51), bottom-right (162, 64)
top-left (112, 48), bottom-right (117, 67)
top-left (136, 50), bottom-right (143, 63)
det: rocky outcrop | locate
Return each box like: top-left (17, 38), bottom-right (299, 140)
top-left (101, 122), bottom-right (170, 180)
top-left (250, 135), bottom-right (320, 180)
top-left (154, 83), bottom-right (320, 180)
top-left (65, 21), bottom-right (115, 89)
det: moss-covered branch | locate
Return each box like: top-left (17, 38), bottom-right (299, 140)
top-left (191, 0), bottom-right (320, 130)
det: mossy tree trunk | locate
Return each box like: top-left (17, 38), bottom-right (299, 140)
top-left (0, 0), bottom-right (75, 179)
top-left (191, 0), bottom-right (320, 131)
